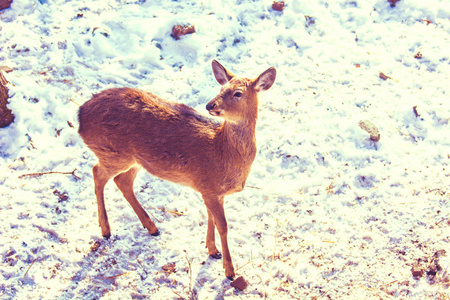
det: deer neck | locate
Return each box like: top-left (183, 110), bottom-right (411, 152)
top-left (218, 114), bottom-right (257, 163)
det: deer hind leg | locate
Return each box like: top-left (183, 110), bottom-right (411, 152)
top-left (206, 208), bottom-right (221, 259)
top-left (113, 166), bottom-right (159, 236)
top-left (92, 163), bottom-right (117, 239)
top-left (203, 195), bottom-right (235, 280)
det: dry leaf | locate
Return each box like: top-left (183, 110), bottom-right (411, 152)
top-left (0, 66), bottom-right (13, 73)
top-left (379, 72), bottom-right (391, 80)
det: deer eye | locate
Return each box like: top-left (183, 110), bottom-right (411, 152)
top-left (233, 91), bottom-right (242, 98)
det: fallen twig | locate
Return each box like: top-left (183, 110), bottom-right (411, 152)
top-left (76, 60), bottom-right (99, 71)
top-left (272, 219), bottom-right (280, 273)
top-left (19, 169), bottom-right (81, 180)
top-left (148, 210), bottom-right (163, 223)
top-left (148, 206), bottom-right (183, 219)
top-left (361, 186), bottom-right (380, 200)
top-left (395, 128), bottom-right (416, 142)
top-left (185, 254), bottom-right (197, 300)
top-left (246, 185), bottom-right (263, 190)
top-left (256, 273), bottom-right (269, 299)
top-left (23, 258), bottom-right (38, 279)
top-left (172, 290), bottom-right (186, 299)
top-left (159, 207), bottom-right (183, 216)
top-left (33, 224), bottom-right (67, 243)
top-left (69, 98), bottom-right (81, 106)
top-left (236, 250), bottom-right (253, 272)
top-left (99, 272), bottom-right (130, 280)
top-left (322, 164), bottom-right (348, 194)
top-left (276, 250), bottom-right (304, 294)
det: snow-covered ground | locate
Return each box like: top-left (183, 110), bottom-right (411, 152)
top-left (1, 0), bottom-right (449, 298)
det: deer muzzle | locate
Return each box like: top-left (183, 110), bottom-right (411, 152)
top-left (206, 99), bottom-right (223, 116)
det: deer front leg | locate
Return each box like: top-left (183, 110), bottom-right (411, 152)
top-left (203, 195), bottom-right (235, 280)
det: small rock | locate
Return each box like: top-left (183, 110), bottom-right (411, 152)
top-left (230, 276), bottom-right (248, 291)
top-left (411, 263), bottom-right (424, 277)
top-left (387, 0), bottom-right (401, 7)
top-left (171, 25), bottom-right (195, 40)
top-left (0, 0), bottom-right (12, 11)
top-left (90, 241), bottom-right (101, 252)
top-left (272, 1), bottom-right (285, 12)
top-left (0, 70), bottom-right (14, 128)
top-left (427, 263), bottom-right (438, 277)
top-left (358, 120), bottom-right (380, 142)
top-left (305, 15), bottom-right (315, 25)
top-left (162, 262), bottom-right (176, 274)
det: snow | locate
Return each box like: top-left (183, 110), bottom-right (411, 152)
top-left (1, 0), bottom-right (449, 299)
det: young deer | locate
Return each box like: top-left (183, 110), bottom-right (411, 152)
top-left (78, 60), bottom-right (276, 279)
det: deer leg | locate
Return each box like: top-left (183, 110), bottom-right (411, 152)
top-left (206, 208), bottom-right (221, 259)
top-left (92, 164), bottom-right (115, 238)
top-left (113, 166), bottom-right (159, 236)
top-left (203, 195), bottom-right (235, 280)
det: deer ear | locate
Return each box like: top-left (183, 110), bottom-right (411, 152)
top-left (253, 67), bottom-right (276, 92)
top-left (212, 60), bottom-right (234, 85)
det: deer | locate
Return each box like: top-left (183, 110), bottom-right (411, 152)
top-left (78, 60), bottom-right (276, 279)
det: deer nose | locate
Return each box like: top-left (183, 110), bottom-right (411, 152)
top-left (206, 103), bottom-right (216, 111)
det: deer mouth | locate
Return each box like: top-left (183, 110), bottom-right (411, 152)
top-left (208, 110), bottom-right (223, 117)
top-left (206, 102), bottom-right (223, 117)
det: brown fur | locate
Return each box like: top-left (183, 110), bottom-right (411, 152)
top-left (78, 60), bottom-right (276, 279)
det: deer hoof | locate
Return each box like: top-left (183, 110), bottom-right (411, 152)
top-left (151, 229), bottom-right (160, 237)
top-left (209, 252), bottom-right (222, 259)
top-left (102, 234), bottom-right (111, 240)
